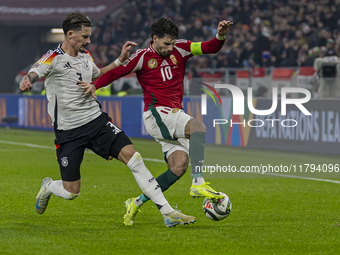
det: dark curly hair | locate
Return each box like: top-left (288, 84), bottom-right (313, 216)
top-left (151, 17), bottom-right (178, 40)
top-left (62, 13), bottom-right (92, 35)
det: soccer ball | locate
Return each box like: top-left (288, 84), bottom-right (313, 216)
top-left (202, 192), bottom-right (232, 221)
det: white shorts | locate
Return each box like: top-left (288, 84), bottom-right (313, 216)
top-left (143, 107), bottom-right (192, 158)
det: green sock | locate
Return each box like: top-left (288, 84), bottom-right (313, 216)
top-left (189, 131), bottom-right (206, 178)
top-left (139, 169), bottom-right (180, 203)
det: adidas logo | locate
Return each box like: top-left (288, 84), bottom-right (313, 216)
top-left (160, 59), bottom-right (169, 67)
top-left (63, 62), bottom-right (72, 68)
top-left (206, 202), bottom-right (213, 209)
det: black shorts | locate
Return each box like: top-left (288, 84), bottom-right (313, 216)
top-left (54, 112), bottom-right (132, 181)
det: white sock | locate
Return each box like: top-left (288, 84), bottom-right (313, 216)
top-left (127, 152), bottom-right (173, 215)
top-left (133, 197), bottom-right (144, 207)
top-left (47, 180), bottom-right (79, 200)
top-left (192, 176), bottom-right (205, 186)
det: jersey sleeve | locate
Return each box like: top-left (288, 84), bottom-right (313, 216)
top-left (174, 35), bottom-right (226, 57)
top-left (191, 35), bottom-right (226, 55)
top-left (28, 50), bottom-right (56, 78)
top-left (93, 49), bottom-right (146, 89)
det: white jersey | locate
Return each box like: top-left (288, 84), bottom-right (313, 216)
top-left (29, 44), bottom-right (101, 130)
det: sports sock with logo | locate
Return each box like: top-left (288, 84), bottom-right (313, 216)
top-left (134, 168), bottom-right (180, 207)
top-left (192, 176), bottom-right (205, 186)
top-left (127, 152), bottom-right (173, 214)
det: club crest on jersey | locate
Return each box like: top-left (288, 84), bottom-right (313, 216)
top-left (172, 108), bottom-right (179, 113)
top-left (83, 60), bottom-right (90, 71)
top-left (170, 54), bottom-right (177, 65)
top-left (148, 59), bottom-right (157, 69)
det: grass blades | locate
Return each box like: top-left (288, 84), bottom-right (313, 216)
top-left (0, 128), bottom-right (339, 255)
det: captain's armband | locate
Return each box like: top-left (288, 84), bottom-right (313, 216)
top-left (190, 42), bottom-right (203, 55)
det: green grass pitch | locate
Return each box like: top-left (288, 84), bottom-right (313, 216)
top-left (0, 128), bottom-right (339, 255)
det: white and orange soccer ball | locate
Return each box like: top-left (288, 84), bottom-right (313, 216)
top-left (202, 192), bottom-right (232, 221)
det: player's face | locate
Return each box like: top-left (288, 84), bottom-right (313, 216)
top-left (153, 35), bottom-right (176, 57)
top-left (70, 26), bottom-right (91, 52)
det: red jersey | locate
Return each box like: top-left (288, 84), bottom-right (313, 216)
top-left (94, 36), bottom-right (225, 111)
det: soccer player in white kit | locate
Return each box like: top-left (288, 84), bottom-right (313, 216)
top-left (19, 12), bottom-right (195, 228)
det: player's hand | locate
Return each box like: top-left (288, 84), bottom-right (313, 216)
top-left (19, 75), bottom-right (33, 92)
top-left (217, 20), bottom-right (233, 37)
top-left (77, 81), bottom-right (97, 100)
top-left (118, 41), bottom-right (138, 62)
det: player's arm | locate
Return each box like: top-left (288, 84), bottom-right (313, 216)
top-left (19, 72), bottom-right (39, 92)
top-left (20, 50), bottom-right (55, 92)
top-left (78, 48), bottom-right (142, 99)
top-left (191, 20), bottom-right (233, 55)
top-left (94, 41), bottom-right (137, 79)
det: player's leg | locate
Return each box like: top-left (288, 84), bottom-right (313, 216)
top-left (35, 140), bottom-right (84, 214)
top-left (124, 115), bottom-right (190, 225)
top-left (136, 150), bottom-right (188, 204)
top-left (126, 149), bottom-right (188, 224)
top-left (142, 107), bottom-right (223, 199)
top-left (117, 141), bottom-right (195, 227)
top-left (126, 152), bottom-right (187, 223)
top-left (138, 107), bottom-right (190, 200)
top-left (90, 114), bottom-right (195, 227)
top-left (185, 118), bottom-right (224, 199)
top-left (185, 118), bottom-right (206, 183)
top-left (118, 144), bottom-right (173, 214)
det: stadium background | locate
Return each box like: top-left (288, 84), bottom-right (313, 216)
top-left (1, 0), bottom-right (340, 154)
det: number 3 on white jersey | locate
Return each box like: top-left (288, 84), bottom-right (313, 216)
top-left (160, 66), bottom-right (173, 81)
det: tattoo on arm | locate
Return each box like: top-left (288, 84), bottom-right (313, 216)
top-left (27, 72), bottom-right (39, 84)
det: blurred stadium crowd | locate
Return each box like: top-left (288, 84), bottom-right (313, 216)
top-left (88, 0), bottom-right (340, 70)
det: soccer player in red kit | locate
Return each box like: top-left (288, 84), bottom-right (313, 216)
top-left (79, 18), bottom-right (233, 226)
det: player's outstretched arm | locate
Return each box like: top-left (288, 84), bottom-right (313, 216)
top-left (119, 41), bottom-right (138, 65)
top-left (19, 72), bottom-right (39, 92)
top-left (98, 41), bottom-right (137, 77)
top-left (193, 20), bottom-right (233, 55)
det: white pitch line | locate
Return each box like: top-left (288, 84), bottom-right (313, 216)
top-left (249, 171), bottom-right (340, 184)
top-left (0, 140), bottom-right (54, 150)
top-left (1, 140), bottom-right (339, 184)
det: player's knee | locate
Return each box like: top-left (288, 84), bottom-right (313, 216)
top-left (198, 121), bottom-right (206, 133)
top-left (172, 165), bottom-right (187, 176)
top-left (168, 154), bottom-right (189, 177)
top-left (189, 119), bottom-right (206, 134)
top-left (119, 144), bottom-right (137, 164)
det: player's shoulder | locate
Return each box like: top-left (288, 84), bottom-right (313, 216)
top-left (175, 39), bottom-right (190, 45)
top-left (174, 39), bottom-right (192, 51)
top-left (174, 39), bottom-right (192, 56)
top-left (129, 47), bottom-right (150, 60)
top-left (83, 49), bottom-right (95, 58)
top-left (37, 44), bottom-right (64, 64)
top-left (83, 49), bottom-right (94, 60)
